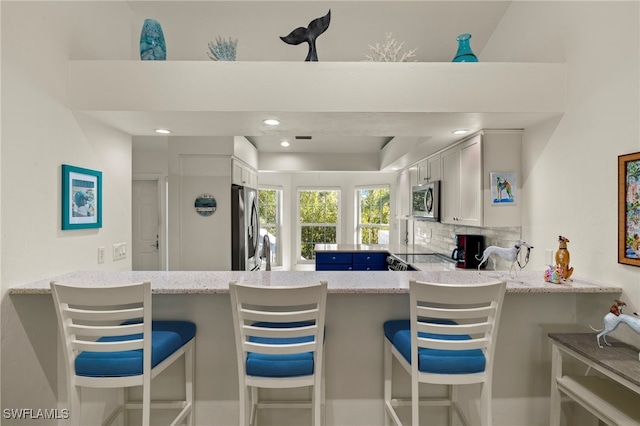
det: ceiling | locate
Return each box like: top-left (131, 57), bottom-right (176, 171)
top-left (73, 1), bottom-right (557, 162)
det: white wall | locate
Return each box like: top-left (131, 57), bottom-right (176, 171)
top-left (168, 137), bottom-right (236, 271)
top-left (482, 1), bottom-right (640, 344)
top-left (259, 171), bottom-right (396, 269)
top-left (1, 2), bottom-right (134, 421)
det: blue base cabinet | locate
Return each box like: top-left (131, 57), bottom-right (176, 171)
top-left (315, 252), bottom-right (387, 271)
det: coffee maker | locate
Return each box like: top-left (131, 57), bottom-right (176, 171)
top-left (451, 234), bottom-right (485, 269)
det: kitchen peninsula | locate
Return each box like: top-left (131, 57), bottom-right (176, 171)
top-left (9, 268), bottom-right (622, 295)
top-left (8, 269), bottom-right (623, 425)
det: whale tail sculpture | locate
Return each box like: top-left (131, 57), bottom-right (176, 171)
top-left (280, 10), bottom-right (331, 61)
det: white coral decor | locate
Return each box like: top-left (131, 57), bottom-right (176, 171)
top-left (207, 36), bottom-right (238, 61)
top-left (365, 33), bottom-right (417, 62)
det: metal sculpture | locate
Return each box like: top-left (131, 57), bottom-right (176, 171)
top-left (280, 10), bottom-right (331, 61)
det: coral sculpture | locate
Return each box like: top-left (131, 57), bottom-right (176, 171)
top-left (207, 36), bottom-right (238, 61)
top-left (365, 33), bottom-right (417, 62)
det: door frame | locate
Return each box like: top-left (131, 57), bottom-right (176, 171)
top-left (133, 173), bottom-right (168, 271)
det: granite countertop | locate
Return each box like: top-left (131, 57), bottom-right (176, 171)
top-left (9, 269), bottom-right (622, 295)
top-left (314, 243), bottom-right (435, 254)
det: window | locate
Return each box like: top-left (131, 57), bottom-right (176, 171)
top-left (298, 189), bottom-right (340, 262)
top-left (356, 187), bottom-right (390, 244)
top-left (258, 188), bottom-right (282, 266)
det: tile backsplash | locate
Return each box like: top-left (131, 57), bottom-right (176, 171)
top-left (413, 220), bottom-right (523, 269)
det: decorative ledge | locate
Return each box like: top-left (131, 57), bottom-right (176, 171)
top-left (68, 61), bottom-right (566, 114)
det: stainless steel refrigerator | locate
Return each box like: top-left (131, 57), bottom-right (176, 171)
top-left (231, 184), bottom-right (261, 271)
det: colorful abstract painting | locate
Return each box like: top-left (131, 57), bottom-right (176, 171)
top-left (619, 152), bottom-right (640, 266)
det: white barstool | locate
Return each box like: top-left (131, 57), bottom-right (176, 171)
top-left (50, 280), bottom-right (196, 426)
top-left (383, 279), bottom-right (506, 426)
top-left (229, 280), bottom-right (327, 425)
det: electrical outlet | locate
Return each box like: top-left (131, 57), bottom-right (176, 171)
top-left (545, 249), bottom-right (554, 266)
top-left (113, 243), bottom-right (127, 261)
top-left (98, 246), bottom-right (105, 264)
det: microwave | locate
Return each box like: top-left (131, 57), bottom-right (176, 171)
top-left (412, 181), bottom-right (440, 221)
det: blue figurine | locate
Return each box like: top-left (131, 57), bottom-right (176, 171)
top-left (280, 10), bottom-right (331, 61)
top-left (140, 18), bottom-right (166, 60)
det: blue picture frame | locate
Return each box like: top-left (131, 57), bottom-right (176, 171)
top-left (62, 164), bottom-right (102, 230)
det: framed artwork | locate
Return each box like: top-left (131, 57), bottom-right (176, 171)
top-left (490, 172), bottom-right (516, 205)
top-left (62, 164), bottom-right (102, 230)
top-left (618, 152), bottom-right (640, 266)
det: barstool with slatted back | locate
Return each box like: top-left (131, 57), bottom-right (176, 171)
top-left (229, 280), bottom-right (327, 426)
top-left (383, 279), bottom-right (506, 426)
top-left (50, 280), bottom-right (196, 426)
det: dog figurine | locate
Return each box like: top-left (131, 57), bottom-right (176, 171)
top-left (590, 300), bottom-right (640, 348)
top-left (610, 299), bottom-right (626, 316)
top-left (555, 236), bottom-right (573, 281)
top-left (476, 240), bottom-right (534, 277)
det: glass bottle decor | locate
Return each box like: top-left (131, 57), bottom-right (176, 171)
top-left (140, 18), bottom-right (166, 60)
top-left (452, 33), bottom-right (478, 63)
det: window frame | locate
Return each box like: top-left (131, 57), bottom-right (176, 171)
top-left (296, 188), bottom-right (341, 264)
top-left (355, 185), bottom-right (390, 245)
top-left (258, 186), bottom-right (283, 267)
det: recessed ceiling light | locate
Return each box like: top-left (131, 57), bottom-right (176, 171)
top-left (263, 119), bottom-right (281, 126)
top-left (452, 129), bottom-right (468, 135)
top-left (280, 141), bottom-right (290, 147)
top-left (155, 129), bottom-right (172, 134)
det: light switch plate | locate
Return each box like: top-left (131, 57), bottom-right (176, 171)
top-left (98, 246), bottom-right (105, 264)
top-left (545, 249), bottom-right (553, 266)
top-left (113, 243), bottom-right (127, 261)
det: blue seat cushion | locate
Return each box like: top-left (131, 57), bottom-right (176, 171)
top-left (383, 319), bottom-right (412, 342)
top-left (246, 321), bottom-right (316, 378)
top-left (75, 321), bottom-right (196, 378)
top-left (384, 319), bottom-right (486, 375)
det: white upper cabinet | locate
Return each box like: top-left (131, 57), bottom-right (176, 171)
top-left (395, 168), bottom-right (412, 219)
top-left (232, 158), bottom-right (258, 189)
top-left (441, 135), bottom-right (482, 226)
top-left (440, 130), bottom-right (522, 227)
top-left (417, 153), bottom-right (441, 184)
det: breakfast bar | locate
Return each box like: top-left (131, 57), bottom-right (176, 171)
top-left (8, 269), bottom-right (623, 425)
top-left (9, 268), bottom-right (622, 295)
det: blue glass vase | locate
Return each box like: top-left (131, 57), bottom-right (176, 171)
top-left (452, 33), bottom-right (478, 63)
top-left (140, 19), bottom-right (166, 60)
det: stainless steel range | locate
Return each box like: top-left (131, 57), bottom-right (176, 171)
top-left (386, 253), bottom-right (455, 271)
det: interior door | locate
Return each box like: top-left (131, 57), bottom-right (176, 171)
top-left (132, 180), bottom-right (160, 270)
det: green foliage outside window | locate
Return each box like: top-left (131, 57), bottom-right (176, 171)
top-left (259, 190), bottom-right (277, 225)
top-left (358, 188), bottom-right (390, 244)
top-left (258, 189), bottom-right (279, 264)
top-left (299, 190), bottom-right (339, 260)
